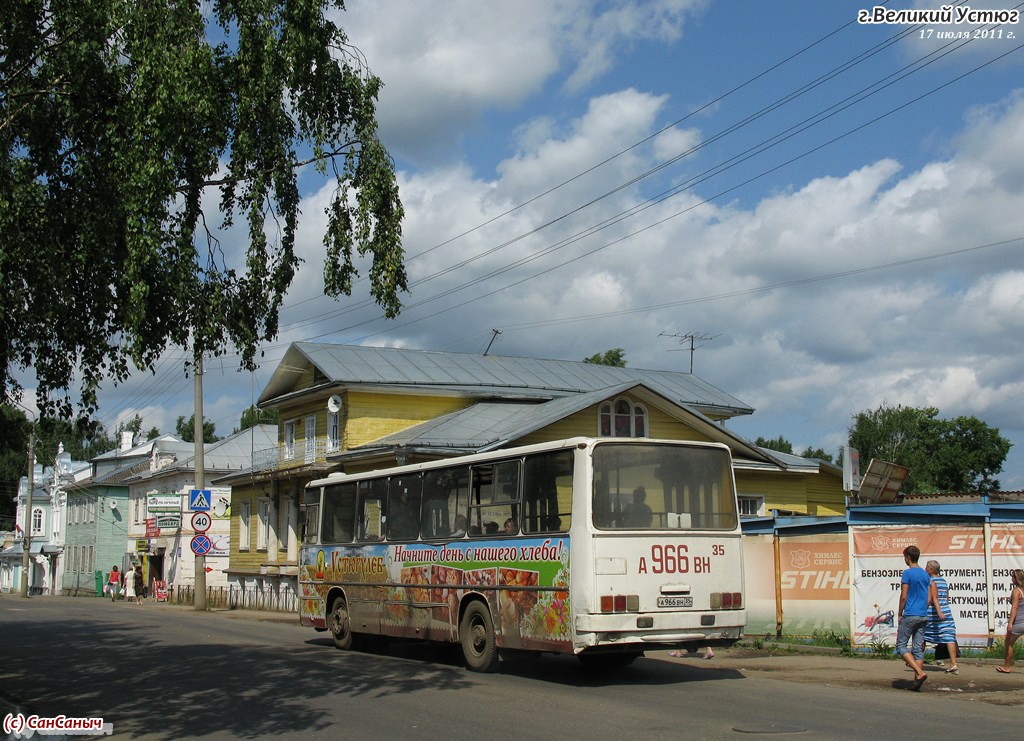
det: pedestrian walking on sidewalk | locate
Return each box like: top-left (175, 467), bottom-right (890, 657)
top-left (896, 545), bottom-right (932, 689)
top-left (105, 566), bottom-right (121, 601)
top-left (924, 560), bottom-right (958, 674)
top-left (997, 569), bottom-right (1024, 674)
top-left (133, 565), bottom-right (145, 605)
top-left (123, 563), bottom-right (137, 603)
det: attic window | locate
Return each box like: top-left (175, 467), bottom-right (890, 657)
top-left (313, 367), bottom-right (328, 384)
top-left (598, 398), bottom-right (647, 438)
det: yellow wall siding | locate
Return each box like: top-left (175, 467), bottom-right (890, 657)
top-left (514, 398), bottom-right (715, 447)
top-left (806, 475), bottom-right (847, 516)
top-left (345, 391), bottom-right (470, 447)
top-left (230, 483), bottom-right (264, 571)
top-left (735, 472), bottom-right (810, 515)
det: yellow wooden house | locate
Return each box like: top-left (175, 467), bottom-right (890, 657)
top-left (218, 342), bottom-right (845, 608)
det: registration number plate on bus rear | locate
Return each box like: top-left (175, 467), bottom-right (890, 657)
top-left (657, 596), bottom-right (693, 608)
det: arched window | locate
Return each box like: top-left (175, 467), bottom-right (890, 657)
top-left (598, 398), bottom-right (647, 438)
top-left (31, 507), bottom-right (44, 536)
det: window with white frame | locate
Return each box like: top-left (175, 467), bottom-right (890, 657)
top-left (31, 508), bottom-right (44, 536)
top-left (305, 415), bottom-right (316, 463)
top-left (239, 499), bottom-right (251, 551)
top-left (88, 545), bottom-right (94, 572)
top-left (257, 498), bottom-right (270, 550)
top-left (284, 421), bottom-right (297, 459)
top-left (598, 398), bottom-right (648, 438)
top-left (737, 495), bottom-right (765, 517)
top-left (327, 411), bottom-right (340, 453)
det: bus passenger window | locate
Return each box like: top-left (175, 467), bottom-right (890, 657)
top-left (322, 482), bottom-right (356, 543)
top-left (357, 479), bottom-right (386, 540)
top-left (387, 473), bottom-right (422, 540)
top-left (523, 449), bottom-right (573, 534)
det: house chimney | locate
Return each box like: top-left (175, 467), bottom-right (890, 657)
top-left (120, 431), bottom-right (135, 451)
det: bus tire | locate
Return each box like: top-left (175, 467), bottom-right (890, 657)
top-left (459, 601), bottom-right (498, 672)
top-left (329, 596), bottom-right (354, 651)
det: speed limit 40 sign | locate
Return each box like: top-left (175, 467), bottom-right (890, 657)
top-left (191, 511), bottom-right (212, 533)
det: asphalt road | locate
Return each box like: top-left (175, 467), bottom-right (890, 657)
top-left (1, 597), bottom-right (1022, 740)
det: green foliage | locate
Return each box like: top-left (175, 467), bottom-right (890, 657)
top-left (0, 0), bottom-right (406, 423)
top-left (582, 349), bottom-right (627, 367)
top-left (754, 435), bottom-right (793, 454)
top-left (236, 405), bottom-right (279, 433)
top-left (175, 414), bottom-right (220, 444)
top-left (800, 447), bottom-right (834, 463)
top-left (849, 403), bottom-right (1011, 493)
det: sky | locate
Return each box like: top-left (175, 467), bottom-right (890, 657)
top-left (39, 1), bottom-right (1024, 489)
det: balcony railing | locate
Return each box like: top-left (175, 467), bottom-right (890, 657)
top-left (250, 436), bottom-right (338, 472)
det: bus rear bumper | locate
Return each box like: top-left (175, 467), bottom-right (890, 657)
top-left (574, 610), bottom-right (745, 650)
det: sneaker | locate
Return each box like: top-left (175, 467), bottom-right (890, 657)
top-left (934, 660), bottom-right (945, 667)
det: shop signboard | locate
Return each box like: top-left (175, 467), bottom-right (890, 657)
top-left (147, 495), bottom-right (181, 512)
top-left (145, 518), bottom-right (160, 538)
top-left (155, 515), bottom-right (181, 529)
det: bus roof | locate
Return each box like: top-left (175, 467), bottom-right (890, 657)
top-left (305, 436), bottom-right (731, 489)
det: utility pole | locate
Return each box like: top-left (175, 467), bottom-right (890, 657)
top-left (19, 428), bottom-right (35, 597)
top-left (659, 331), bottom-right (718, 373)
top-left (193, 351), bottom-right (206, 610)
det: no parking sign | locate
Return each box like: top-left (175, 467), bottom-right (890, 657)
top-left (190, 534), bottom-right (212, 555)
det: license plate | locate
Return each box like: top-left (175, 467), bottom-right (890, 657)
top-left (657, 596), bottom-right (693, 608)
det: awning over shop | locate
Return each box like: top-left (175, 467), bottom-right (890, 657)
top-left (0, 542), bottom-right (60, 559)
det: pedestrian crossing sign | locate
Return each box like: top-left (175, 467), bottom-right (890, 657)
top-left (189, 489), bottom-right (212, 511)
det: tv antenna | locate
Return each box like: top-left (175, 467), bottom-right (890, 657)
top-left (660, 331), bottom-right (718, 373)
top-left (484, 328), bottom-right (502, 356)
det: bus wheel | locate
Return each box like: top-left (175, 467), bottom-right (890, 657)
top-left (459, 601), bottom-right (498, 672)
top-left (577, 652), bottom-right (640, 669)
top-left (329, 597), bottom-right (354, 651)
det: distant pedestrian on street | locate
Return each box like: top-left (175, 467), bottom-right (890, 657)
top-left (106, 566), bottom-right (121, 601)
top-left (133, 565), bottom-right (145, 606)
top-left (896, 545), bottom-right (932, 689)
top-left (924, 560), bottom-right (958, 674)
top-left (997, 569), bottom-right (1024, 674)
top-left (123, 563), bottom-right (137, 603)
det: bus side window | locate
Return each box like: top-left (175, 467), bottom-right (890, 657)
top-left (301, 502), bottom-right (319, 544)
top-left (470, 460), bottom-right (520, 537)
top-left (357, 479), bottom-right (387, 541)
top-left (322, 482), bottom-right (356, 543)
top-left (524, 449), bottom-right (573, 534)
top-left (387, 473), bottom-right (422, 541)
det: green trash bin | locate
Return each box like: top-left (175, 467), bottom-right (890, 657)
top-left (95, 570), bottom-right (104, 596)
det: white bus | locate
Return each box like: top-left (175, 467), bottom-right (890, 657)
top-left (299, 437), bottom-right (745, 671)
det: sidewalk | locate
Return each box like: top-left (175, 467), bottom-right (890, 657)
top-left (654, 646), bottom-right (1024, 705)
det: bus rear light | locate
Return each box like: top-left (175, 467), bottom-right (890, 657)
top-left (600, 594), bottom-right (640, 613)
top-left (711, 592), bottom-right (743, 610)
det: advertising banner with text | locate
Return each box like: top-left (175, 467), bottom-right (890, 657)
top-left (742, 533), bottom-right (850, 635)
top-left (851, 524), bottom-right (1024, 647)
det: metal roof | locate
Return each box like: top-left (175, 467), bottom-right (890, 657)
top-left (126, 425), bottom-right (277, 482)
top-left (260, 342), bottom-right (754, 417)
top-left (342, 382), bottom-right (777, 468)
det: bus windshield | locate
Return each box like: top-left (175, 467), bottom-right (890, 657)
top-left (592, 442), bottom-right (737, 531)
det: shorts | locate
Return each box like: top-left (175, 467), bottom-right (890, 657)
top-left (895, 615), bottom-right (928, 659)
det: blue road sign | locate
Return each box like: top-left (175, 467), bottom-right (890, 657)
top-left (189, 489), bottom-right (212, 511)
top-left (190, 534), bottom-right (212, 555)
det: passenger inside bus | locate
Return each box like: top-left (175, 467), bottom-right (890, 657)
top-left (452, 515), bottom-right (467, 537)
top-left (623, 486), bottom-right (653, 528)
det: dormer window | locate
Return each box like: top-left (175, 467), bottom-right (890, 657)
top-left (598, 398), bottom-right (647, 438)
